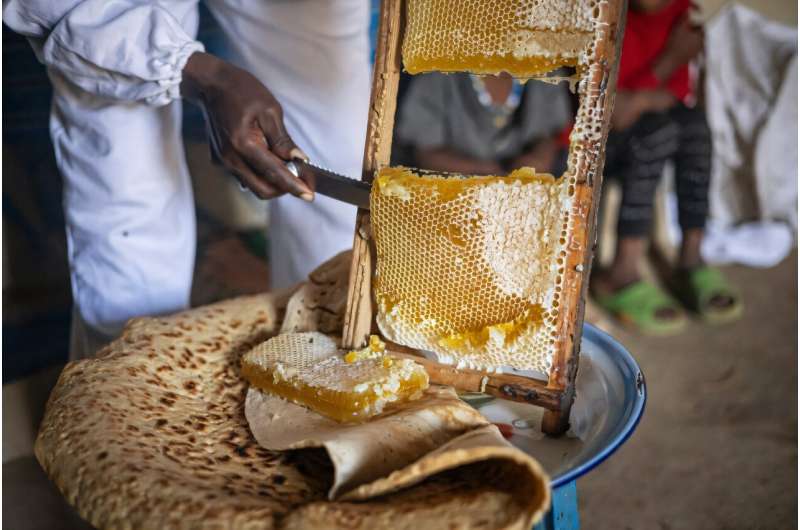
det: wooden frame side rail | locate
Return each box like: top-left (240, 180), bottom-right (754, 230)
top-left (542, 0), bottom-right (628, 434)
top-left (341, 0), bottom-right (405, 352)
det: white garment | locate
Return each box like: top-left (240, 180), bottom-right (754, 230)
top-left (3, 0), bottom-right (369, 357)
top-left (704, 3), bottom-right (798, 234)
top-left (4, 0), bottom-right (204, 104)
top-left (701, 219), bottom-right (794, 268)
top-left (203, 0), bottom-right (367, 288)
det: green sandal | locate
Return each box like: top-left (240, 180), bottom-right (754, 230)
top-left (670, 266), bottom-right (743, 325)
top-left (594, 281), bottom-right (688, 336)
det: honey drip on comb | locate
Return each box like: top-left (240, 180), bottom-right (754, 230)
top-left (437, 304), bottom-right (545, 350)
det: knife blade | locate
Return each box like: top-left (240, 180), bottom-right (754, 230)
top-left (286, 160), bottom-right (371, 210)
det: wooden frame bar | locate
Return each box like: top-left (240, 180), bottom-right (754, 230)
top-left (341, 0), bottom-right (405, 352)
top-left (343, 0), bottom-right (627, 435)
top-left (542, 0), bottom-right (628, 433)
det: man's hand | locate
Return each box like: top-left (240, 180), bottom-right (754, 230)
top-left (612, 89), bottom-right (676, 131)
top-left (181, 52), bottom-right (313, 201)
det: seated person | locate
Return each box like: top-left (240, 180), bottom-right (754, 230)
top-left (394, 71), bottom-right (571, 176)
top-left (591, 0), bottom-right (742, 334)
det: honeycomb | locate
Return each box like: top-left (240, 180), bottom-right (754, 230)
top-left (402, 0), bottom-right (598, 76)
top-left (242, 332), bottom-right (429, 423)
top-left (344, 334), bottom-right (387, 362)
top-left (371, 167), bottom-right (575, 374)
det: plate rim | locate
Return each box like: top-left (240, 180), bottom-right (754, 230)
top-left (550, 323), bottom-right (647, 488)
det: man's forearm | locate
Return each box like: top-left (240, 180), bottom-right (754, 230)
top-left (650, 49), bottom-right (685, 85)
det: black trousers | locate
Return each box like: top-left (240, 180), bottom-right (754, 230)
top-left (605, 103), bottom-right (712, 238)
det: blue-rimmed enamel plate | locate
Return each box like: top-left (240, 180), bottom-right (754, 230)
top-left (462, 324), bottom-right (646, 488)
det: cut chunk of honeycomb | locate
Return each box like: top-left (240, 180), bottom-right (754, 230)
top-left (371, 167), bottom-right (575, 374)
top-left (242, 332), bottom-right (429, 423)
top-left (344, 334), bottom-right (387, 363)
top-left (403, 0), bottom-right (598, 76)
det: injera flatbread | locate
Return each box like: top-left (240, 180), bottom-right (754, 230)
top-left (246, 378), bottom-right (546, 502)
top-left (35, 252), bottom-right (549, 529)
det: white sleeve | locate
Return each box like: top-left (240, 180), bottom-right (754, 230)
top-left (3, 0), bottom-right (204, 106)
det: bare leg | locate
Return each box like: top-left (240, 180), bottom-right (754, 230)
top-left (601, 236), bottom-right (647, 291)
top-left (593, 237), bottom-right (681, 320)
top-left (677, 227), bottom-right (704, 270)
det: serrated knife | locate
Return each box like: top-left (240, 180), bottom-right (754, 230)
top-left (286, 160), bottom-right (372, 210)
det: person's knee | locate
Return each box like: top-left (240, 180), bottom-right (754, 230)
top-left (632, 111), bottom-right (672, 134)
top-left (630, 112), bottom-right (680, 162)
top-left (676, 105), bottom-right (712, 141)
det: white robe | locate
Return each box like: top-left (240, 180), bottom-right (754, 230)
top-left (3, 0), bottom-right (370, 356)
top-left (700, 3), bottom-right (797, 266)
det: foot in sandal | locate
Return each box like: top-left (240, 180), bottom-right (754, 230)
top-left (591, 270), bottom-right (688, 336)
top-left (668, 266), bottom-right (743, 325)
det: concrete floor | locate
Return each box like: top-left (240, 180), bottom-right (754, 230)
top-left (580, 252), bottom-right (798, 529)
top-left (3, 252), bottom-right (796, 529)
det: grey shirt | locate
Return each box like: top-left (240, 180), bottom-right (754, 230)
top-left (396, 72), bottom-right (571, 163)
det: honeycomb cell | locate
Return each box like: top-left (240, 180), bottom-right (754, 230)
top-left (371, 167), bottom-right (575, 374)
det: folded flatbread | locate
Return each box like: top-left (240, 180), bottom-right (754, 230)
top-left (35, 252), bottom-right (550, 529)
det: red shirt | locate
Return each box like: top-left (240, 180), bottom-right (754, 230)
top-left (618, 0), bottom-right (691, 101)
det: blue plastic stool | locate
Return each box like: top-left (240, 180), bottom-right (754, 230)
top-left (533, 481), bottom-right (579, 530)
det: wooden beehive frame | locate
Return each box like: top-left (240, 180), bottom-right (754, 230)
top-left (343, 0), bottom-right (626, 435)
